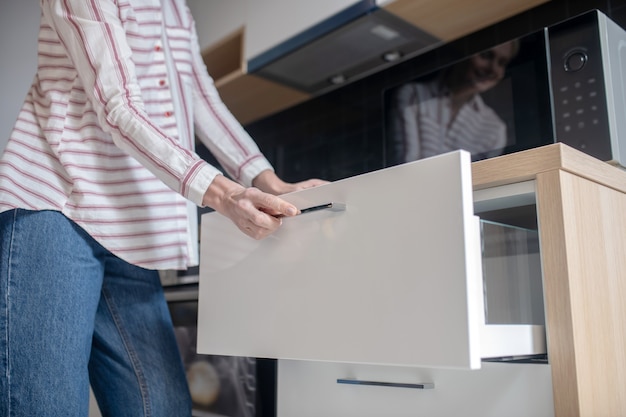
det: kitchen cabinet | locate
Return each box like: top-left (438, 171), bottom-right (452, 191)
top-left (191, 0), bottom-right (550, 124)
top-left (191, 0), bottom-right (371, 126)
top-left (277, 360), bottom-right (554, 417)
top-left (471, 143), bottom-right (626, 417)
top-left (197, 150), bottom-right (546, 369)
top-left (186, 0), bottom-right (310, 126)
top-left (196, 0), bottom-right (378, 125)
top-left (197, 143), bottom-right (626, 417)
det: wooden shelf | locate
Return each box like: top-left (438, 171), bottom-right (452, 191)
top-left (201, 27), bottom-right (310, 125)
top-left (384, 0), bottom-right (550, 42)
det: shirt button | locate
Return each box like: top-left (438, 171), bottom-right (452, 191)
top-left (165, 111), bottom-right (173, 117)
top-left (159, 79), bottom-right (166, 87)
top-left (155, 45), bottom-right (162, 52)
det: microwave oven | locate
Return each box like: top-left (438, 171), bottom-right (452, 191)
top-left (385, 9), bottom-right (626, 167)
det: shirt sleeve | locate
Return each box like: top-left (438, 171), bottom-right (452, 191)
top-left (187, 10), bottom-right (274, 187)
top-left (41, 0), bottom-right (219, 206)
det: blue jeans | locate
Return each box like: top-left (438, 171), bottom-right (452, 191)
top-left (0, 209), bottom-right (192, 416)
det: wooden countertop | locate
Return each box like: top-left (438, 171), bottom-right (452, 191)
top-left (472, 143), bottom-right (626, 193)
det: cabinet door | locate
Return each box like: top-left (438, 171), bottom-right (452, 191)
top-left (197, 150), bottom-right (486, 369)
top-left (277, 360), bottom-right (554, 417)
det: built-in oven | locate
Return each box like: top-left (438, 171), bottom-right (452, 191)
top-left (162, 279), bottom-right (276, 417)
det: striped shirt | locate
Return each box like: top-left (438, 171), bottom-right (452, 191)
top-left (389, 79), bottom-right (507, 163)
top-left (0, 0), bottom-right (272, 270)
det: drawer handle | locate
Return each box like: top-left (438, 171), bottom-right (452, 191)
top-left (337, 379), bottom-right (434, 390)
top-left (298, 202), bottom-right (346, 215)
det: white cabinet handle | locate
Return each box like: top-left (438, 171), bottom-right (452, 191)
top-left (337, 379), bottom-right (435, 390)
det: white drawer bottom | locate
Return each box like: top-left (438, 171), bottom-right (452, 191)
top-left (277, 360), bottom-right (554, 417)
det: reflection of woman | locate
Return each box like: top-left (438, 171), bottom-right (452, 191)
top-left (389, 40), bottom-right (519, 163)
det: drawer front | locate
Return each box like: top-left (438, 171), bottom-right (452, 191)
top-left (198, 151), bottom-right (485, 369)
top-left (277, 360), bottom-right (555, 417)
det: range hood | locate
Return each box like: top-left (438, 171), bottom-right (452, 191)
top-left (248, 2), bottom-right (441, 95)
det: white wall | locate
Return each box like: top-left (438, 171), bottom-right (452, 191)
top-left (0, 1), bottom-right (40, 153)
top-left (0, 1), bottom-right (242, 154)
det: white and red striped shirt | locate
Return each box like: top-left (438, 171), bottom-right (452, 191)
top-left (0, 0), bottom-right (272, 270)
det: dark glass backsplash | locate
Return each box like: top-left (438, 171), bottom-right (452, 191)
top-left (217, 0), bottom-right (626, 183)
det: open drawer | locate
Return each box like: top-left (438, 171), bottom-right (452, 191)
top-left (197, 150), bottom-right (545, 370)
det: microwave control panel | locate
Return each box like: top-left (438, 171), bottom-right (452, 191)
top-left (548, 11), bottom-right (612, 162)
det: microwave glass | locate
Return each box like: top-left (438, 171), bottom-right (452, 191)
top-left (384, 31), bottom-right (554, 165)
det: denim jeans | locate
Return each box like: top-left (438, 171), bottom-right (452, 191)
top-left (0, 209), bottom-right (192, 416)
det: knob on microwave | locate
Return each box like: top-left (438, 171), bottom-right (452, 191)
top-left (564, 50), bottom-right (588, 72)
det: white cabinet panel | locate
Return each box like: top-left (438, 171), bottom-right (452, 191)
top-left (198, 151), bottom-right (487, 369)
top-left (277, 360), bottom-right (554, 417)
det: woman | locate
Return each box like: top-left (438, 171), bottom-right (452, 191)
top-left (0, 1), bottom-right (325, 416)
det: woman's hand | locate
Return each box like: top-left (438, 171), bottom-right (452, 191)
top-left (202, 175), bottom-right (299, 240)
top-left (203, 171), bottom-right (328, 240)
top-left (252, 170), bottom-right (328, 195)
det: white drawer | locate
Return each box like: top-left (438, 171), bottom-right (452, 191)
top-left (277, 360), bottom-right (554, 417)
top-left (197, 150), bottom-right (545, 369)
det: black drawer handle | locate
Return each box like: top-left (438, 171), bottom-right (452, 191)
top-left (299, 202), bottom-right (346, 215)
top-left (337, 378), bottom-right (434, 390)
